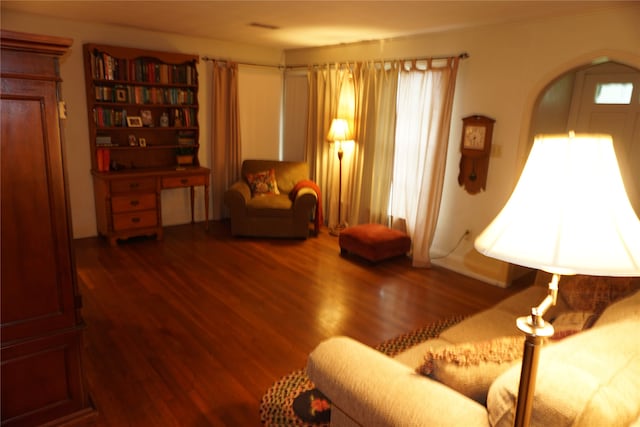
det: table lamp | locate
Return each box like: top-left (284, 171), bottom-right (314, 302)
top-left (327, 118), bottom-right (352, 236)
top-left (475, 132), bottom-right (640, 426)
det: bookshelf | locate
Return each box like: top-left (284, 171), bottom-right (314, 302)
top-left (83, 44), bottom-right (209, 245)
top-left (83, 43), bottom-right (200, 172)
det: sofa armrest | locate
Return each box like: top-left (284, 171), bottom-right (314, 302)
top-left (308, 336), bottom-right (490, 427)
top-left (292, 187), bottom-right (317, 213)
top-left (224, 180), bottom-right (251, 209)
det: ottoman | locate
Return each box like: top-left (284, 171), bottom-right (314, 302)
top-left (339, 223), bottom-right (411, 263)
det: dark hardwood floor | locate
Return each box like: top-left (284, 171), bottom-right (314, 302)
top-left (73, 221), bottom-right (530, 427)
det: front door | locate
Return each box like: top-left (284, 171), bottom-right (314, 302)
top-left (567, 61), bottom-right (640, 216)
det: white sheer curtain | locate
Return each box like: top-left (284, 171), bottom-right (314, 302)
top-left (348, 61), bottom-right (399, 226)
top-left (390, 58), bottom-right (460, 267)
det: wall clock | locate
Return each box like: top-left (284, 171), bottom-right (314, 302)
top-left (458, 115), bottom-right (495, 194)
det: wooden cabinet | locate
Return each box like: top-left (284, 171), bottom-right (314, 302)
top-left (83, 43), bottom-right (209, 244)
top-left (1, 30), bottom-right (95, 426)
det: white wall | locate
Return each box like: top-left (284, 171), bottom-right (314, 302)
top-left (285, 4), bottom-right (640, 286)
top-left (1, 10), bottom-right (284, 238)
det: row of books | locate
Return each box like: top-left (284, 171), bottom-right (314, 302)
top-left (90, 50), bottom-right (197, 84)
top-left (94, 108), bottom-right (127, 128)
top-left (94, 85), bottom-right (196, 105)
top-left (171, 108), bottom-right (197, 128)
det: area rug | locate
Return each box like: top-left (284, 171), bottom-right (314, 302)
top-left (259, 315), bottom-right (466, 427)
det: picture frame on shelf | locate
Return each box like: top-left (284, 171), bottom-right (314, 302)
top-left (139, 137), bottom-right (147, 147)
top-left (115, 88), bottom-right (127, 102)
top-left (140, 110), bottom-right (153, 127)
top-left (128, 134), bottom-right (137, 146)
top-left (126, 116), bottom-right (143, 127)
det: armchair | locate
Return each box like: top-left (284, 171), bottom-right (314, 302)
top-left (224, 160), bottom-right (319, 238)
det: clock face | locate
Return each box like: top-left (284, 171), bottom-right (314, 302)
top-left (463, 125), bottom-right (486, 150)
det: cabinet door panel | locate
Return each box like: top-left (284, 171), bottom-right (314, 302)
top-left (1, 79), bottom-right (76, 342)
top-left (1, 330), bottom-right (87, 426)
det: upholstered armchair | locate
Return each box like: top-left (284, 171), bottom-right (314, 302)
top-left (224, 159), bottom-right (320, 239)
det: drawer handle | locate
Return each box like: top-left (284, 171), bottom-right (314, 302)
top-left (180, 178), bottom-right (189, 184)
top-left (131, 217), bottom-right (141, 223)
top-left (130, 200), bottom-right (140, 207)
top-left (129, 183), bottom-right (140, 189)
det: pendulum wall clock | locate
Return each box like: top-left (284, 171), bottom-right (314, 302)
top-left (458, 115), bottom-right (495, 194)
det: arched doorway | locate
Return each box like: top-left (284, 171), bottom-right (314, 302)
top-left (529, 60), bottom-right (640, 216)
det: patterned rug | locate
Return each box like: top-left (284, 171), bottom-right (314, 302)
top-left (259, 315), bottom-right (466, 427)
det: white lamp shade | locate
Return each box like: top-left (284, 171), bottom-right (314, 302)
top-left (327, 118), bottom-right (352, 142)
top-left (475, 133), bottom-right (640, 276)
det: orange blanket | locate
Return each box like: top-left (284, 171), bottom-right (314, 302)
top-left (289, 180), bottom-right (323, 235)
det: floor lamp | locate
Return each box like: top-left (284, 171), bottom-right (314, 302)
top-left (475, 132), bottom-right (640, 427)
top-left (327, 118), bottom-right (352, 236)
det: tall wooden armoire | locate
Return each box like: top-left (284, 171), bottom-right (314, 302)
top-left (1, 30), bottom-right (95, 426)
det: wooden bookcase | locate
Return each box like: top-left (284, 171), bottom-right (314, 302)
top-left (83, 44), bottom-right (209, 245)
top-left (83, 43), bottom-right (200, 171)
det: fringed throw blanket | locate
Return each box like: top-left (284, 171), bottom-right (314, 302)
top-left (289, 180), bottom-right (323, 235)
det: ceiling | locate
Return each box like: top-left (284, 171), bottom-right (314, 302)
top-left (1, 1), bottom-right (628, 50)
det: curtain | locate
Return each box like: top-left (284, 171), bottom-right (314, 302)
top-left (306, 65), bottom-right (351, 228)
top-left (390, 58), bottom-right (460, 267)
top-left (210, 61), bottom-right (241, 220)
top-left (348, 61), bottom-right (399, 227)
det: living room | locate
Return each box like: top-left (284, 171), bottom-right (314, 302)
top-left (2, 2), bottom-right (639, 426)
top-left (2, 1), bottom-right (638, 286)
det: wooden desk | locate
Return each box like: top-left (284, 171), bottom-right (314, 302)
top-left (93, 167), bottom-right (210, 245)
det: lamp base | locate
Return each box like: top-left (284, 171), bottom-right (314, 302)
top-left (329, 223), bottom-right (346, 236)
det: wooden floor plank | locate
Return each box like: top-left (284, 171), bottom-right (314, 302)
top-left (73, 221), bottom-right (530, 426)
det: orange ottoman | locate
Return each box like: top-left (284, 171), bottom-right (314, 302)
top-left (339, 224), bottom-right (411, 262)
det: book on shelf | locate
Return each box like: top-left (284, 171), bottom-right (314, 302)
top-left (96, 148), bottom-right (111, 172)
top-left (96, 135), bottom-right (112, 145)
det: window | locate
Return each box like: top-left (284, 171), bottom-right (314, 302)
top-left (594, 82), bottom-right (633, 104)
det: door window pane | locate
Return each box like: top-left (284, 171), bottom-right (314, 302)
top-left (594, 82), bottom-right (633, 104)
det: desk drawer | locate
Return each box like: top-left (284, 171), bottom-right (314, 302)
top-left (112, 210), bottom-right (157, 231)
top-left (111, 193), bottom-right (156, 213)
top-left (111, 178), bottom-right (156, 193)
top-left (162, 175), bottom-right (206, 188)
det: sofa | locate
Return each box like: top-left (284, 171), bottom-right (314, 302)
top-left (307, 273), bottom-right (640, 426)
top-left (224, 159), bottom-right (319, 239)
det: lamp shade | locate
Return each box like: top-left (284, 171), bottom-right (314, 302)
top-left (475, 132), bottom-right (640, 276)
top-left (327, 118), bottom-right (352, 142)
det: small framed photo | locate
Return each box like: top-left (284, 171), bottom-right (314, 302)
top-left (128, 134), bottom-right (137, 146)
top-left (139, 137), bottom-right (147, 147)
top-left (115, 88), bottom-right (127, 102)
top-left (140, 110), bottom-right (153, 127)
top-left (126, 116), bottom-right (143, 127)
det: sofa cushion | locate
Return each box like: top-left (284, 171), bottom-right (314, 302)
top-left (417, 336), bottom-right (523, 404)
top-left (487, 319), bottom-right (640, 427)
top-left (246, 168), bottom-right (280, 196)
top-left (595, 288), bottom-right (640, 327)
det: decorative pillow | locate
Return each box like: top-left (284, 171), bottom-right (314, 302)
top-left (549, 311), bottom-right (597, 341)
top-left (246, 169), bottom-right (280, 197)
top-left (559, 275), bottom-right (636, 312)
top-left (417, 336), bottom-right (523, 404)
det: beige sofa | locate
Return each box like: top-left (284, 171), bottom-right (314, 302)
top-left (224, 159), bottom-right (319, 239)
top-left (308, 274), bottom-right (640, 426)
